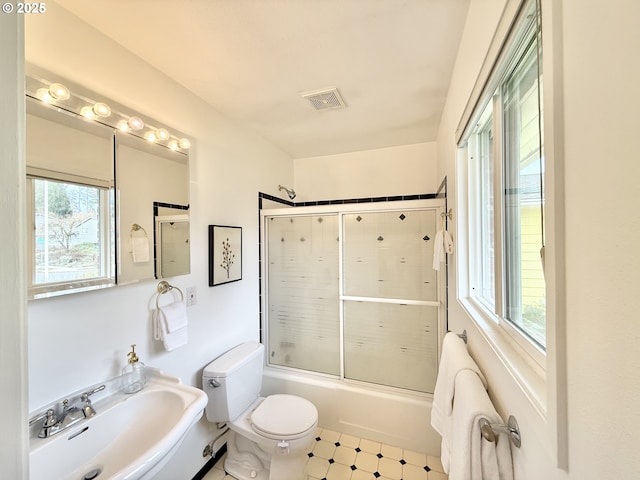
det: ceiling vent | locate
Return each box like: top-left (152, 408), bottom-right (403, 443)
top-left (301, 87), bottom-right (346, 112)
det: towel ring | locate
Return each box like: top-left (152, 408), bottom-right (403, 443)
top-left (131, 223), bottom-right (147, 235)
top-left (156, 281), bottom-right (184, 308)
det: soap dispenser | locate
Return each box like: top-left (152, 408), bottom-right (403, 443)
top-left (122, 344), bottom-right (146, 394)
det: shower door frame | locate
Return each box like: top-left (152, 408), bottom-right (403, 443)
top-left (260, 198), bottom-right (447, 395)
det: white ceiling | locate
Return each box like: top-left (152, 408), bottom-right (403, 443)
top-left (56, 0), bottom-right (470, 159)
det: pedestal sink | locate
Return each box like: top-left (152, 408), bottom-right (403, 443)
top-left (29, 372), bottom-right (207, 480)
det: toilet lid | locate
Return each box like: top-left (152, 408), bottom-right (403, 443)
top-left (250, 394), bottom-right (317, 438)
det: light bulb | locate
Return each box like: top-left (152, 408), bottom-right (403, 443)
top-left (178, 138), bottom-right (191, 149)
top-left (127, 116), bottom-right (144, 131)
top-left (49, 83), bottom-right (70, 100)
top-left (168, 140), bottom-right (179, 151)
top-left (145, 131), bottom-right (157, 143)
top-left (80, 106), bottom-right (95, 119)
top-left (117, 120), bottom-right (129, 132)
top-left (156, 128), bottom-right (170, 141)
top-left (92, 102), bottom-right (111, 117)
top-left (36, 88), bottom-right (53, 103)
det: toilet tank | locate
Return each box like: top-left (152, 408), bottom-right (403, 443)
top-left (202, 342), bottom-right (264, 423)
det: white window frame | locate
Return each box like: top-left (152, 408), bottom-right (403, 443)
top-left (455, 0), bottom-right (568, 469)
top-left (27, 175), bottom-right (115, 299)
top-left (462, 0), bottom-right (545, 364)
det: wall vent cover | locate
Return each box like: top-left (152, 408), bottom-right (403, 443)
top-left (301, 87), bottom-right (346, 111)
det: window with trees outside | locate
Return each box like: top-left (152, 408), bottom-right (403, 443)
top-left (28, 177), bottom-right (114, 296)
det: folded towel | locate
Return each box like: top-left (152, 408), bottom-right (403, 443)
top-left (449, 370), bottom-right (513, 480)
top-left (431, 332), bottom-right (487, 439)
top-left (432, 229), bottom-right (454, 270)
top-left (161, 322), bottom-right (188, 352)
top-left (153, 301), bottom-right (188, 351)
top-left (158, 301), bottom-right (188, 333)
top-left (131, 236), bottom-right (150, 263)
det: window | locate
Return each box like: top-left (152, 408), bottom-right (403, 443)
top-left (28, 177), bottom-right (114, 297)
top-left (462, 0), bottom-right (545, 357)
top-left (502, 36), bottom-right (545, 347)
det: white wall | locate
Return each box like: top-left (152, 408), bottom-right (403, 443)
top-left (294, 142), bottom-right (438, 201)
top-left (24, 3), bottom-right (292, 478)
top-left (0, 13), bottom-right (28, 480)
top-left (437, 1), bottom-right (640, 479)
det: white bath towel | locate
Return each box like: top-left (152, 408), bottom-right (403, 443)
top-left (431, 332), bottom-right (487, 438)
top-left (448, 369), bottom-right (513, 480)
top-left (432, 229), bottom-right (454, 271)
top-left (131, 235), bottom-right (150, 263)
top-left (153, 301), bottom-right (188, 351)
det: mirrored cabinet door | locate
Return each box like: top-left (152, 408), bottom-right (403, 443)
top-left (115, 133), bottom-right (190, 284)
top-left (26, 98), bottom-right (116, 299)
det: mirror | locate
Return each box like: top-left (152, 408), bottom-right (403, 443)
top-left (25, 67), bottom-right (191, 297)
top-left (154, 203), bottom-right (190, 278)
top-left (115, 134), bottom-right (190, 284)
top-left (25, 97), bottom-right (116, 298)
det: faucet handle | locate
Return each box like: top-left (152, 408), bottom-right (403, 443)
top-left (42, 409), bottom-right (57, 427)
top-left (80, 384), bottom-right (105, 418)
top-left (29, 408), bottom-right (56, 427)
top-left (82, 384), bottom-right (106, 400)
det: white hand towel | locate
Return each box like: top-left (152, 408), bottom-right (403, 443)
top-left (431, 332), bottom-right (487, 438)
top-left (153, 301), bottom-right (188, 351)
top-left (444, 230), bottom-right (454, 255)
top-left (161, 323), bottom-right (188, 352)
top-left (449, 370), bottom-right (513, 480)
top-left (159, 301), bottom-right (188, 333)
top-left (432, 229), bottom-right (454, 271)
top-left (433, 230), bottom-right (444, 271)
top-left (131, 236), bottom-right (150, 263)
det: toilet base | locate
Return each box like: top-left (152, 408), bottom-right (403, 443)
top-left (224, 430), bottom-right (310, 480)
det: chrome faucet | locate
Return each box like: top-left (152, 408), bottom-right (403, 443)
top-left (54, 399), bottom-right (85, 433)
top-left (29, 385), bottom-right (106, 438)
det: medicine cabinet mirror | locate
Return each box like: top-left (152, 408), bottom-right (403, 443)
top-left (25, 67), bottom-right (191, 298)
top-left (26, 97), bottom-right (116, 298)
top-left (116, 134), bottom-right (190, 284)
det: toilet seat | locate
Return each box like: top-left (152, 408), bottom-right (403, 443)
top-left (250, 394), bottom-right (317, 440)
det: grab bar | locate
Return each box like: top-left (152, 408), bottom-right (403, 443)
top-left (479, 415), bottom-right (521, 448)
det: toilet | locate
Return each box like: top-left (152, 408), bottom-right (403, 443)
top-left (202, 342), bottom-right (318, 480)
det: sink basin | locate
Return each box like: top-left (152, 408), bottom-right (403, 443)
top-left (29, 372), bottom-right (207, 480)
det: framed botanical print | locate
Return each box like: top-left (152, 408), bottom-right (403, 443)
top-left (208, 225), bottom-right (242, 286)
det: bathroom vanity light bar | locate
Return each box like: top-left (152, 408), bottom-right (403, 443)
top-left (25, 74), bottom-right (191, 153)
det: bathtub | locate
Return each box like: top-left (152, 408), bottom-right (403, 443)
top-left (261, 366), bottom-right (441, 454)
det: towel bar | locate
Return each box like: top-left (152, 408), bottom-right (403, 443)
top-left (446, 330), bottom-right (468, 344)
top-left (479, 415), bottom-right (521, 448)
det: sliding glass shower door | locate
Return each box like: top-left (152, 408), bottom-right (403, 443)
top-left (342, 210), bottom-right (439, 392)
top-left (266, 215), bottom-right (340, 375)
top-left (264, 203), bottom-right (443, 393)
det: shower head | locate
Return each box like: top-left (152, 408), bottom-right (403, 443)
top-left (278, 185), bottom-right (296, 200)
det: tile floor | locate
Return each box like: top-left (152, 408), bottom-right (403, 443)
top-left (202, 427), bottom-right (447, 480)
